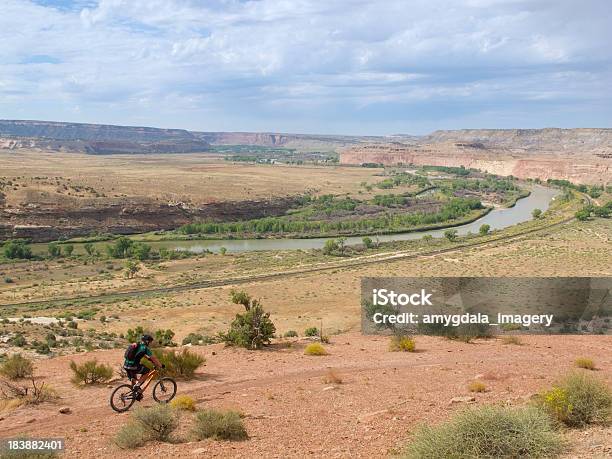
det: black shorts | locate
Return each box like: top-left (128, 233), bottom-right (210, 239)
top-left (124, 364), bottom-right (151, 380)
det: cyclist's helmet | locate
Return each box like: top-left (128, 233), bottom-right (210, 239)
top-left (141, 334), bottom-right (154, 344)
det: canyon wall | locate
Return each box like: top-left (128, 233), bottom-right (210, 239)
top-left (340, 142), bottom-right (611, 185)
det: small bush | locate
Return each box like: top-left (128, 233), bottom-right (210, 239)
top-left (192, 409), bottom-right (248, 441)
top-left (69, 359), bottom-right (113, 385)
top-left (403, 405), bottom-right (564, 458)
top-left (468, 381), bottom-right (487, 393)
top-left (170, 394), bottom-right (196, 411)
top-left (304, 343), bottom-right (327, 356)
top-left (220, 291), bottom-right (276, 349)
top-left (389, 336), bottom-right (416, 352)
top-left (501, 335), bottom-right (522, 345)
top-left (283, 330), bottom-right (298, 338)
top-left (575, 357), bottom-right (596, 370)
top-left (539, 372), bottom-right (611, 427)
top-left (0, 354), bottom-right (34, 380)
top-left (132, 404), bottom-right (178, 442)
top-left (304, 327), bottom-right (319, 337)
top-left (114, 422), bottom-right (147, 449)
top-left (153, 348), bottom-right (205, 379)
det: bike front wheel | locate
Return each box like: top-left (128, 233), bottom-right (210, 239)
top-left (110, 384), bottom-right (137, 412)
top-left (152, 377), bottom-right (177, 404)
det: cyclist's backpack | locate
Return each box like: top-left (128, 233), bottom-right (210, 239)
top-left (124, 343), bottom-right (138, 361)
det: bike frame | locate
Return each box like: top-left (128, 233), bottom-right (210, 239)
top-left (139, 368), bottom-right (159, 392)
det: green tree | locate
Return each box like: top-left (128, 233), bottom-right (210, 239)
top-left (124, 260), bottom-right (140, 279)
top-left (3, 241), bottom-right (32, 259)
top-left (132, 243), bottom-right (152, 261)
top-left (444, 229), bottom-right (458, 242)
top-left (48, 243), bottom-right (61, 258)
top-left (63, 244), bottom-right (74, 256)
top-left (337, 237), bottom-right (347, 255)
top-left (323, 239), bottom-right (339, 255)
top-left (575, 209), bottom-right (590, 221)
top-left (479, 224), bottom-right (491, 236)
top-left (106, 236), bottom-right (133, 258)
top-left (532, 208), bottom-right (543, 219)
top-left (84, 242), bottom-right (95, 256)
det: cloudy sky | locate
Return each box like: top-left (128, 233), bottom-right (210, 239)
top-left (1, 0), bottom-right (610, 134)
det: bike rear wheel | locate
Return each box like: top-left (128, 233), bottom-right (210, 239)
top-left (152, 377), bottom-right (177, 404)
top-left (110, 384), bottom-right (137, 412)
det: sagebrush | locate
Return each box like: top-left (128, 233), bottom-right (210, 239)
top-left (0, 354), bottom-right (34, 380)
top-left (192, 409), bottom-right (248, 441)
top-left (403, 405), bottom-right (564, 458)
top-left (153, 348), bottom-right (205, 379)
top-left (69, 359), bottom-right (113, 385)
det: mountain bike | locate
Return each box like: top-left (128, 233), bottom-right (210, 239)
top-left (110, 368), bottom-right (177, 412)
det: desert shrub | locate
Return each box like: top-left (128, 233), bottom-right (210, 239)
top-left (219, 290), bottom-right (276, 350)
top-left (0, 378), bottom-right (58, 406)
top-left (539, 372), bottom-right (611, 427)
top-left (468, 381), bottom-right (487, 393)
top-left (403, 405), bottom-right (564, 458)
top-left (0, 354), bottom-right (34, 380)
top-left (155, 329), bottom-right (177, 347)
top-left (575, 357), bottom-right (596, 370)
top-left (69, 359), bottom-right (113, 385)
top-left (114, 422), bottom-right (147, 449)
top-left (283, 330), bottom-right (298, 338)
top-left (192, 409), bottom-right (248, 441)
top-left (389, 336), bottom-right (416, 352)
top-left (501, 335), bottom-right (522, 345)
top-left (304, 343), bottom-right (327, 356)
top-left (304, 327), bottom-right (319, 337)
top-left (132, 404), bottom-right (179, 442)
top-left (153, 348), bottom-right (205, 379)
top-left (9, 334), bottom-right (27, 347)
top-left (170, 394), bottom-right (196, 411)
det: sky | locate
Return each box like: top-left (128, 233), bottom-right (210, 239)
top-left (0, 0), bottom-right (611, 135)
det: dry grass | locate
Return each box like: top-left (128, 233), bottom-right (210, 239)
top-left (304, 343), bottom-right (328, 356)
top-left (389, 336), bottom-right (416, 352)
top-left (468, 381), bottom-right (487, 393)
top-left (501, 335), bottom-right (522, 345)
top-left (575, 357), bottom-right (596, 370)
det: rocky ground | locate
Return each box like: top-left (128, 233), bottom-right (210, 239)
top-left (0, 333), bottom-right (610, 458)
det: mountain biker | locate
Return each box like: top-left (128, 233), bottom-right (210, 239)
top-left (124, 334), bottom-right (163, 398)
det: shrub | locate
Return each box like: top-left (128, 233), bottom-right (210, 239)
top-left (304, 327), bottom-right (319, 337)
top-left (501, 335), bottom-right (522, 345)
top-left (283, 330), bottom-right (298, 338)
top-left (153, 348), bottom-right (205, 379)
top-left (0, 354), bottom-right (34, 380)
top-left (539, 372), bottom-right (611, 427)
top-left (170, 394), bottom-right (196, 411)
top-left (0, 378), bottom-right (58, 406)
top-left (9, 334), bottom-right (27, 347)
top-left (132, 404), bottom-right (179, 442)
top-left (69, 359), bottom-right (113, 385)
top-left (192, 409), bottom-right (248, 441)
top-left (389, 336), bottom-right (416, 352)
top-left (304, 343), bottom-right (327, 356)
top-left (575, 357), bottom-right (596, 370)
top-left (114, 422), bottom-right (147, 449)
top-left (403, 405), bottom-right (564, 458)
top-left (219, 290), bottom-right (276, 349)
top-left (468, 381), bottom-right (487, 393)
top-left (444, 229), bottom-right (458, 241)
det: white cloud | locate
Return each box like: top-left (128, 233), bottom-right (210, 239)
top-left (0, 0), bottom-right (610, 133)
